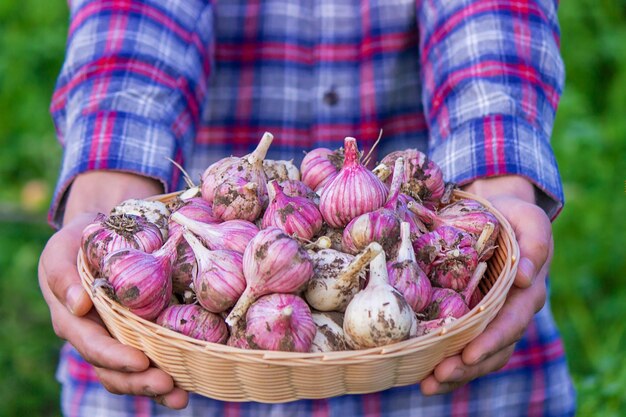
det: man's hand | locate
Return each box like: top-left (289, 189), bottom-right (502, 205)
top-left (38, 171), bottom-right (189, 408)
top-left (421, 176), bottom-right (553, 395)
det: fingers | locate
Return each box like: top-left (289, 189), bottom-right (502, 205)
top-left (95, 367), bottom-right (189, 410)
top-left (421, 344), bottom-right (515, 395)
top-left (39, 215), bottom-right (95, 315)
top-left (95, 366), bottom-right (174, 396)
top-left (461, 278), bottom-right (546, 366)
top-left (155, 388), bottom-right (190, 410)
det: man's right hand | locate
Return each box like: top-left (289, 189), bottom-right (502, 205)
top-left (38, 171), bottom-right (189, 409)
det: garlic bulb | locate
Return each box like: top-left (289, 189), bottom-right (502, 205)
top-left (279, 179), bottom-right (320, 205)
top-left (100, 233), bottom-right (180, 320)
top-left (310, 312), bottom-right (347, 352)
top-left (262, 180), bottom-right (323, 240)
top-left (201, 132), bottom-right (273, 221)
top-left (81, 213), bottom-right (163, 272)
top-left (319, 137), bottom-right (388, 228)
top-left (245, 293), bottom-right (316, 352)
top-left (263, 159), bottom-right (300, 182)
top-left (304, 242), bottom-right (382, 312)
top-left (168, 197), bottom-right (219, 296)
top-left (183, 231), bottom-right (246, 313)
top-left (341, 158), bottom-right (404, 255)
top-left (170, 211), bottom-right (258, 253)
top-left (343, 250), bottom-right (414, 349)
top-left (156, 304), bottom-right (228, 343)
top-left (413, 226), bottom-right (479, 291)
top-left (387, 222), bottom-right (432, 313)
top-left (408, 198), bottom-right (500, 261)
top-left (380, 149), bottom-right (445, 208)
top-left (225, 227), bottom-right (314, 329)
top-left (425, 262), bottom-right (488, 320)
top-left (111, 199), bottom-right (170, 240)
top-left (300, 147), bottom-right (343, 192)
top-left (168, 197), bottom-right (219, 239)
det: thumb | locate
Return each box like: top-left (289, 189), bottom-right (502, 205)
top-left (40, 216), bottom-right (95, 316)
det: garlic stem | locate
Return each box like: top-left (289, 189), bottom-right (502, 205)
top-left (384, 158), bottom-right (404, 209)
top-left (362, 129), bottom-right (383, 167)
top-left (396, 222), bottom-right (415, 263)
top-left (247, 131), bottom-right (274, 166)
top-left (368, 250), bottom-right (390, 287)
top-left (337, 242), bottom-right (383, 284)
top-left (171, 212), bottom-right (217, 240)
top-left (461, 262), bottom-right (488, 301)
top-left (267, 180), bottom-right (278, 200)
top-left (225, 287), bottom-right (254, 330)
top-left (406, 200), bottom-right (438, 227)
top-left (343, 137), bottom-right (358, 165)
top-left (474, 222), bottom-right (495, 255)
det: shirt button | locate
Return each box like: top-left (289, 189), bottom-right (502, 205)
top-left (323, 87), bottom-right (339, 106)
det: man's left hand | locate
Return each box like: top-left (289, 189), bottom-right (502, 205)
top-left (421, 176), bottom-right (554, 395)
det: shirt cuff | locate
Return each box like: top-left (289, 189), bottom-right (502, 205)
top-left (48, 111), bottom-right (180, 229)
top-left (429, 115), bottom-right (564, 221)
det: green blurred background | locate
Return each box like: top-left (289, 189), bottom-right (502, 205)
top-left (0, 0), bottom-right (624, 416)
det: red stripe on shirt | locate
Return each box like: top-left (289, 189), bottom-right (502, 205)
top-left (312, 399), bottom-right (330, 417)
top-left (70, 1), bottom-right (203, 52)
top-left (361, 392), bottom-right (381, 417)
top-left (430, 61), bottom-right (559, 123)
top-left (52, 56), bottom-right (200, 121)
top-left (421, 0), bottom-right (549, 59)
top-left (451, 384), bottom-right (470, 417)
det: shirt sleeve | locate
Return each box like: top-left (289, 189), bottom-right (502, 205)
top-left (48, 0), bottom-right (215, 228)
top-left (417, 0), bottom-right (565, 219)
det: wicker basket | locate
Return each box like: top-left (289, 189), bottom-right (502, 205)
top-left (78, 190), bottom-right (519, 403)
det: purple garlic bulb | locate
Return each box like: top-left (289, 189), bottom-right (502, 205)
top-left (183, 231), bottom-right (246, 313)
top-left (413, 226), bottom-right (479, 291)
top-left (300, 147), bottom-right (343, 192)
top-left (425, 262), bottom-right (487, 320)
top-left (100, 233), bottom-right (180, 320)
top-left (245, 293), bottom-right (316, 352)
top-left (319, 137), bottom-right (388, 228)
top-left (170, 211), bottom-right (258, 253)
top-left (341, 157), bottom-right (405, 255)
top-left (279, 179), bottom-right (320, 205)
top-left (81, 213), bottom-right (163, 273)
top-left (201, 132), bottom-right (273, 221)
top-left (262, 180), bottom-right (323, 240)
top-left (225, 227), bottom-right (314, 330)
top-left (381, 149), bottom-right (445, 208)
top-left (408, 198), bottom-right (500, 261)
top-left (157, 304), bottom-right (228, 343)
top-left (387, 222), bottom-right (432, 313)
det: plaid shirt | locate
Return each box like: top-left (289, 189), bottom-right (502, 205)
top-left (50, 0), bottom-right (575, 415)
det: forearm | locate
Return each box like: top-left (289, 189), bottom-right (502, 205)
top-left (417, 0), bottom-right (566, 219)
top-left (63, 171), bottom-right (163, 225)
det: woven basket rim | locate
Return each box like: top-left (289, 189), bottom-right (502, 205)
top-left (78, 189), bottom-right (519, 366)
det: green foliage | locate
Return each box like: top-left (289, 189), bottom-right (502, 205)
top-left (0, 0), bottom-right (624, 415)
top-left (551, 1), bottom-right (626, 415)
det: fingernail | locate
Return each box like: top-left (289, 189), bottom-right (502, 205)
top-left (447, 367), bottom-right (465, 382)
top-left (143, 386), bottom-right (157, 397)
top-left (66, 284), bottom-right (85, 315)
top-left (519, 258), bottom-right (535, 285)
